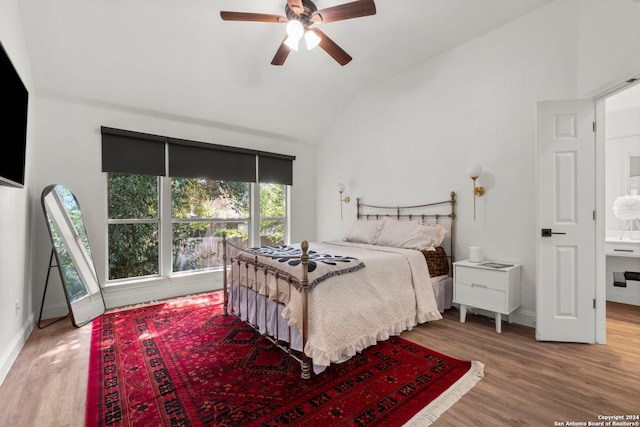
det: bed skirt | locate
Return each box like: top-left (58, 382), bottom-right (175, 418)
top-left (227, 275), bottom-right (454, 375)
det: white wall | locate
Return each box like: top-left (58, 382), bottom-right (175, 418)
top-left (316, 0), bottom-right (640, 327)
top-left (577, 0), bottom-right (640, 97)
top-left (0, 0), bottom-right (34, 385)
top-left (28, 97), bottom-right (317, 315)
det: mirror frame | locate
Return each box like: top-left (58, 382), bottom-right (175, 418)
top-left (628, 153), bottom-right (640, 196)
top-left (41, 184), bottom-right (105, 327)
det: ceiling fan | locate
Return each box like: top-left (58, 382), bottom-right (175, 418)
top-left (220, 0), bottom-right (376, 66)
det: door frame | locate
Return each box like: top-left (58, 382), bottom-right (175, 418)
top-left (536, 75), bottom-right (640, 344)
top-left (593, 74), bottom-right (640, 344)
top-left (595, 97), bottom-right (606, 344)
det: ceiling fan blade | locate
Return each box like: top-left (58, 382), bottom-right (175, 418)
top-left (311, 0), bottom-right (376, 24)
top-left (310, 28), bottom-right (352, 66)
top-left (286, 0), bottom-right (305, 16)
top-left (220, 11), bottom-right (287, 23)
top-left (271, 38), bottom-right (291, 66)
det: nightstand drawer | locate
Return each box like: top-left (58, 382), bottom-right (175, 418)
top-left (455, 283), bottom-right (506, 311)
top-left (455, 266), bottom-right (507, 291)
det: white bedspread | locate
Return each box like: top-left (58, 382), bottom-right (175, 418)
top-left (230, 240), bottom-right (443, 368)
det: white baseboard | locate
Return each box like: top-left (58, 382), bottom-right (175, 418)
top-left (0, 313), bottom-right (35, 387)
top-left (462, 306), bottom-right (536, 329)
top-left (510, 308), bottom-right (536, 328)
top-left (606, 291), bottom-right (640, 306)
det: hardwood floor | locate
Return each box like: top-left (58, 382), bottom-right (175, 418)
top-left (405, 302), bottom-right (640, 426)
top-left (1, 301), bottom-right (638, 426)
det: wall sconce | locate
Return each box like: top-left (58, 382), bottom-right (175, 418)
top-left (467, 164), bottom-right (485, 221)
top-left (337, 183), bottom-right (350, 219)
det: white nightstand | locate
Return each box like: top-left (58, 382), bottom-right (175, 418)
top-left (453, 259), bottom-right (522, 333)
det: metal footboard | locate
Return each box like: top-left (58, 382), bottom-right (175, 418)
top-left (222, 234), bottom-right (312, 379)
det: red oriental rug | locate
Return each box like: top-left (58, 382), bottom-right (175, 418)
top-left (85, 292), bottom-right (483, 427)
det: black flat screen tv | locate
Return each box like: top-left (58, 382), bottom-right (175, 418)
top-left (0, 41), bottom-right (28, 188)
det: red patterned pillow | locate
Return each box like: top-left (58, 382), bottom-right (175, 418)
top-left (421, 246), bottom-right (449, 277)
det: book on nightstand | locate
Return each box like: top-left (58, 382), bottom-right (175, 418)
top-left (480, 262), bottom-right (514, 269)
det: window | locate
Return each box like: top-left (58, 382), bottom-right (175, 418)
top-left (171, 178), bottom-right (250, 273)
top-left (107, 173), bottom-right (159, 280)
top-left (259, 183), bottom-right (287, 246)
top-left (101, 127), bottom-right (294, 282)
top-left (107, 174), bottom-right (288, 281)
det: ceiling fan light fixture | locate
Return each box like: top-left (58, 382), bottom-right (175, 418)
top-left (284, 36), bottom-right (300, 51)
top-left (305, 30), bottom-right (321, 50)
top-left (286, 20), bottom-right (304, 40)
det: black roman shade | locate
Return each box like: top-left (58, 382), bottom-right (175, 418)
top-left (168, 140), bottom-right (256, 182)
top-left (101, 127), bottom-right (166, 176)
top-left (258, 155), bottom-right (293, 186)
top-left (101, 127), bottom-right (295, 184)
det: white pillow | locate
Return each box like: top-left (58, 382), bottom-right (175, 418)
top-left (421, 223), bottom-right (447, 246)
top-left (374, 219), bottom-right (447, 250)
top-left (344, 219), bottom-right (385, 244)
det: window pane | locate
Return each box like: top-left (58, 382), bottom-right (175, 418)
top-left (108, 173), bottom-right (158, 219)
top-left (260, 219), bottom-right (285, 246)
top-left (173, 221), bottom-right (248, 272)
top-left (171, 178), bottom-right (251, 273)
top-left (171, 178), bottom-right (249, 219)
top-left (108, 223), bottom-right (159, 280)
top-left (260, 183), bottom-right (285, 217)
top-left (259, 183), bottom-right (286, 245)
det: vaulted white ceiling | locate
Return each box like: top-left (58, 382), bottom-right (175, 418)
top-left (18, 0), bottom-right (555, 144)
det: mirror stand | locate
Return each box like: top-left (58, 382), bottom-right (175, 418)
top-left (41, 184), bottom-right (106, 328)
top-left (37, 249), bottom-right (70, 329)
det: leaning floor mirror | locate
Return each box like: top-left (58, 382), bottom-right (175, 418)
top-left (40, 184), bottom-right (105, 327)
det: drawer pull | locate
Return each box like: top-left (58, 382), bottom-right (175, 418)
top-left (613, 249), bottom-right (634, 253)
top-left (471, 283), bottom-right (488, 289)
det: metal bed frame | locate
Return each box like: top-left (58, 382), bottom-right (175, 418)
top-left (356, 191), bottom-right (457, 270)
top-left (221, 191), bottom-right (456, 379)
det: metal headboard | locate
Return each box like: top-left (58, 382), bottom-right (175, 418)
top-left (356, 191), bottom-right (457, 266)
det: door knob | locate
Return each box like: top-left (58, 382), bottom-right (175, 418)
top-left (541, 228), bottom-right (567, 237)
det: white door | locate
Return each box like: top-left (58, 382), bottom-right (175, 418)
top-left (536, 99), bottom-right (596, 343)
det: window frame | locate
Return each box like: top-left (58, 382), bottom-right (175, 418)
top-left (106, 174), bottom-right (289, 286)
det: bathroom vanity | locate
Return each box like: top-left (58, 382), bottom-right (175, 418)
top-left (605, 231), bottom-right (640, 258)
top-left (605, 231), bottom-right (640, 306)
